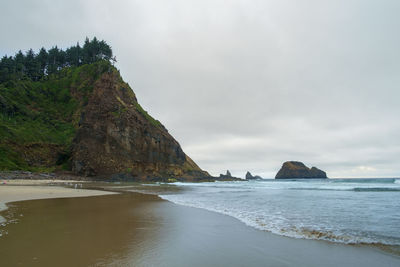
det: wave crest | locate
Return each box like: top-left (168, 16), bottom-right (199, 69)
top-left (353, 187), bottom-right (400, 192)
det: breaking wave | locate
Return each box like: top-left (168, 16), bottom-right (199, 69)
top-left (160, 178), bottom-right (400, 246)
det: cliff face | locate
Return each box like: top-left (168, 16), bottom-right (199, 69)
top-left (275, 161), bottom-right (327, 179)
top-left (0, 61), bottom-right (209, 180)
top-left (71, 67), bottom-right (208, 180)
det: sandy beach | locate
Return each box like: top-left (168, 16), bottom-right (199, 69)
top-left (0, 181), bottom-right (117, 227)
top-left (0, 183), bottom-right (399, 266)
top-left (0, 181), bottom-right (116, 210)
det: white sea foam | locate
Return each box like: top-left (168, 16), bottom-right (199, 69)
top-left (160, 178), bottom-right (400, 246)
top-left (0, 202), bottom-right (7, 213)
top-left (0, 203), bottom-right (7, 226)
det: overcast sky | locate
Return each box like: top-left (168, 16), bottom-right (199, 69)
top-left (1, 0), bottom-right (399, 178)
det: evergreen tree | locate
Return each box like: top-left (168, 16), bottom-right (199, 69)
top-left (91, 37), bottom-right (100, 62)
top-left (25, 49), bottom-right (41, 80)
top-left (37, 47), bottom-right (48, 77)
top-left (66, 42), bottom-right (81, 66)
top-left (0, 37), bottom-right (114, 83)
top-left (82, 37), bottom-right (91, 64)
top-left (99, 40), bottom-right (112, 60)
top-left (14, 50), bottom-right (26, 79)
top-left (0, 56), bottom-right (10, 82)
top-left (57, 49), bottom-right (66, 69)
top-left (47, 46), bottom-right (60, 75)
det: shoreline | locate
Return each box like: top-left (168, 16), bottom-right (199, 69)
top-left (0, 170), bottom-right (242, 183)
top-left (0, 183), bottom-right (399, 266)
top-left (0, 182), bottom-right (118, 214)
top-left (1, 181), bottom-right (399, 251)
top-left (160, 195), bottom-right (400, 252)
top-left (174, 200), bottom-right (400, 258)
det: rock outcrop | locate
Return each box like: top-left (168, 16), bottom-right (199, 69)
top-left (216, 170), bottom-right (243, 181)
top-left (245, 171), bottom-right (262, 180)
top-left (70, 65), bottom-right (209, 180)
top-left (219, 170), bottom-right (232, 179)
top-left (275, 161), bottom-right (327, 179)
top-left (0, 42), bottom-right (209, 181)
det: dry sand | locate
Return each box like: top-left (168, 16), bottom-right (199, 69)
top-left (0, 178), bottom-right (90, 186)
top-left (0, 182), bottom-right (117, 214)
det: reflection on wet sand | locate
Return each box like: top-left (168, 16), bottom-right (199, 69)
top-left (0, 193), bottom-right (162, 267)
top-left (1, 188), bottom-right (400, 267)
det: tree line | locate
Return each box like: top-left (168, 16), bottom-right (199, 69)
top-left (0, 37), bottom-right (115, 83)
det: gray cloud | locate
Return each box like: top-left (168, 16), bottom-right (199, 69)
top-left (1, 0), bottom-right (399, 177)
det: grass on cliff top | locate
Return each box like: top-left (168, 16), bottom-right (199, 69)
top-left (134, 102), bottom-right (164, 129)
top-left (0, 60), bottom-right (112, 171)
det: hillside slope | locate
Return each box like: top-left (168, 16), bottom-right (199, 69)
top-left (0, 61), bottom-right (209, 180)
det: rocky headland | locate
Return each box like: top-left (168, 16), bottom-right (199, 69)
top-left (70, 65), bottom-right (209, 181)
top-left (275, 161), bottom-right (327, 179)
top-left (0, 40), bottom-right (210, 181)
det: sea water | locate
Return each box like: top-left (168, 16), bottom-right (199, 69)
top-left (159, 178), bottom-right (400, 245)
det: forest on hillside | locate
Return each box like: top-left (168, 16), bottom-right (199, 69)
top-left (0, 37), bottom-right (114, 83)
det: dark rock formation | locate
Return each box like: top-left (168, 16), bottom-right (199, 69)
top-left (275, 161), bottom-right (327, 179)
top-left (245, 171), bottom-right (262, 180)
top-left (217, 170), bottom-right (242, 181)
top-left (0, 53), bottom-right (209, 181)
top-left (219, 170), bottom-right (232, 178)
top-left (245, 171), bottom-right (255, 179)
top-left (69, 66), bottom-right (209, 180)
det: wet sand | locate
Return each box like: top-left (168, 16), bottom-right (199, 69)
top-left (0, 184), bottom-right (117, 220)
top-left (0, 193), bottom-right (160, 266)
top-left (0, 189), bottom-right (399, 267)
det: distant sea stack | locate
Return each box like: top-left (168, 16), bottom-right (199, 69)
top-left (218, 170), bottom-right (242, 181)
top-left (245, 171), bottom-right (262, 180)
top-left (219, 170), bottom-right (232, 179)
top-left (275, 161), bottom-right (327, 179)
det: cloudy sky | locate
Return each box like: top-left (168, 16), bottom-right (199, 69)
top-left (2, 0), bottom-right (399, 178)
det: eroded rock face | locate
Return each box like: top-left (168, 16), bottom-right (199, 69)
top-left (71, 70), bottom-right (209, 180)
top-left (275, 161), bottom-right (327, 179)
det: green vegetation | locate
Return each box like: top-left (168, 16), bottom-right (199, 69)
top-left (112, 106), bottom-right (127, 118)
top-left (0, 37), bottom-right (114, 83)
top-left (0, 38), bottom-right (166, 172)
top-left (0, 57), bottom-right (112, 171)
top-left (134, 102), bottom-right (163, 129)
top-left (0, 145), bottom-right (27, 170)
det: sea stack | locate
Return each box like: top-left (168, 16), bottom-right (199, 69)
top-left (245, 171), bottom-right (262, 180)
top-left (219, 170), bottom-right (232, 179)
top-left (275, 161), bottom-right (327, 179)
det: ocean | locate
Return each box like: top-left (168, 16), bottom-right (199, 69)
top-left (159, 178), bottom-right (400, 246)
